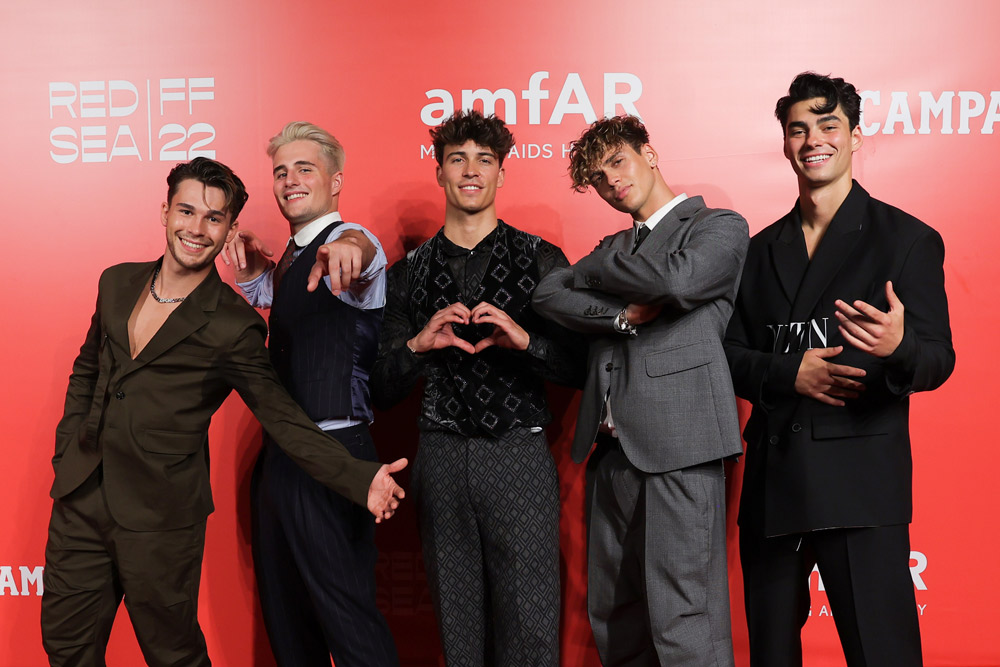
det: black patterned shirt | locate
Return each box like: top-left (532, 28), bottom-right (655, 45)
top-left (371, 221), bottom-right (584, 436)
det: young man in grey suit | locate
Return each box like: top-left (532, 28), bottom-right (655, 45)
top-left (533, 115), bottom-right (748, 666)
top-left (724, 72), bottom-right (954, 666)
top-left (42, 157), bottom-right (406, 666)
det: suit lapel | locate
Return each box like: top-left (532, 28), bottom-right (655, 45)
top-left (105, 261), bottom-right (156, 359)
top-left (769, 208), bottom-right (808, 305)
top-left (609, 223), bottom-right (634, 253)
top-left (124, 264), bottom-right (221, 375)
top-left (787, 182), bottom-right (869, 323)
top-left (637, 195), bottom-right (705, 254)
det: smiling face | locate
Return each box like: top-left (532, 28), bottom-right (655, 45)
top-left (590, 142), bottom-right (666, 222)
top-left (272, 139), bottom-right (342, 231)
top-left (436, 140), bottom-right (504, 216)
top-left (783, 98), bottom-right (862, 193)
top-left (160, 178), bottom-right (237, 276)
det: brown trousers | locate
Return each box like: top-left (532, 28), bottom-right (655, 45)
top-left (41, 470), bottom-right (209, 667)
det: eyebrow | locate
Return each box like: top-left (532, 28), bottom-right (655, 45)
top-left (789, 114), bottom-right (843, 130)
top-left (601, 150), bottom-right (624, 166)
top-left (273, 159), bottom-right (318, 175)
top-left (446, 149), bottom-right (496, 160)
top-left (176, 201), bottom-right (227, 218)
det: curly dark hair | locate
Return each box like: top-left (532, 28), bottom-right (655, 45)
top-left (429, 109), bottom-right (515, 166)
top-left (775, 72), bottom-right (861, 133)
top-left (166, 157), bottom-right (249, 220)
top-left (567, 115), bottom-right (650, 192)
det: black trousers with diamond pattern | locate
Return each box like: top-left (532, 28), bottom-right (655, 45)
top-left (413, 428), bottom-right (560, 667)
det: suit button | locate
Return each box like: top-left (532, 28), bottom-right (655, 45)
top-left (768, 435), bottom-right (779, 445)
top-left (605, 363), bottom-right (614, 372)
top-left (115, 391), bottom-right (125, 400)
top-left (791, 423), bottom-right (802, 433)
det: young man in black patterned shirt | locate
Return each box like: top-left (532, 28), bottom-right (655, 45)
top-left (371, 110), bottom-right (582, 667)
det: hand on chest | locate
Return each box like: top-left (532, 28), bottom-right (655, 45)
top-left (762, 244), bottom-right (895, 355)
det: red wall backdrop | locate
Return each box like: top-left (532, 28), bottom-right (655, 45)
top-left (1, 1), bottom-right (995, 664)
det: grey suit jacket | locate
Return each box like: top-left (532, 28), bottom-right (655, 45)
top-left (51, 259), bottom-right (380, 531)
top-left (533, 196), bottom-right (749, 473)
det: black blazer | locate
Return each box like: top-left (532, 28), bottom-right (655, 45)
top-left (724, 183), bottom-right (955, 536)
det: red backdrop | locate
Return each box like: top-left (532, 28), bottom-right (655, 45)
top-left (1, 1), bottom-right (995, 664)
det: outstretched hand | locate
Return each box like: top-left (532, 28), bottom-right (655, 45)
top-left (307, 238), bottom-right (365, 295)
top-left (221, 230), bottom-right (275, 282)
top-left (470, 302), bottom-right (530, 352)
top-left (834, 281), bottom-right (904, 358)
top-left (794, 345), bottom-right (867, 406)
top-left (368, 458), bottom-right (408, 523)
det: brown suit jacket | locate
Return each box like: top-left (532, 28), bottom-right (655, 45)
top-left (52, 259), bottom-right (380, 531)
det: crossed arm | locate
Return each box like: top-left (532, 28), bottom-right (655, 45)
top-left (570, 209), bottom-right (749, 309)
top-left (534, 210), bottom-right (749, 332)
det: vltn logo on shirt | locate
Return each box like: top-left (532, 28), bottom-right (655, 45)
top-left (766, 317), bottom-right (830, 353)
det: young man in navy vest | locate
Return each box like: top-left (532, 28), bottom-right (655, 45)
top-left (724, 72), bottom-right (955, 666)
top-left (222, 122), bottom-right (399, 667)
top-left (371, 110), bottom-right (582, 666)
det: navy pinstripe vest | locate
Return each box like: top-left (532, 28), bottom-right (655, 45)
top-left (268, 222), bottom-right (384, 422)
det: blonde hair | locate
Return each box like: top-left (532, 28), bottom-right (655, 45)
top-left (267, 121), bottom-right (345, 173)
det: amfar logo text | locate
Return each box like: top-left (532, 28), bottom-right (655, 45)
top-left (48, 77), bottom-right (217, 164)
top-left (809, 551), bottom-right (929, 617)
top-left (0, 566), bottom-right (43, 596)
top-left (420, 72), bottom-right (643, 126)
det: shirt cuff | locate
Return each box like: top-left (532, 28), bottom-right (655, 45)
top-left (613, 307), bottom-right (637, 336)
top-left (236, 266), bottom-right (275, 308)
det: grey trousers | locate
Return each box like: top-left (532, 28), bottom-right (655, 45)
top-left (413, 428), bottom-right (560, 667)
top-left (587, 444), bottom-right (734, 667)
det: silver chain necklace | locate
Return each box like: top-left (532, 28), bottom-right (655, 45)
top-left (150, 265), bottom-right (187, 304)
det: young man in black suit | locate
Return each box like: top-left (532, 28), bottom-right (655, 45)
top-left (724, 72), bottom-right (955, 666)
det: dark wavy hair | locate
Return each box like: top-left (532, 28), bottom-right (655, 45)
top-left (429, 109), bottom-right (515, 166)
top-left (567, 115), bottom-right (650, 192)
top-left (775, 72), bottom-right (861, 133)
top-left (166, 157), bottom-right (249, 220)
